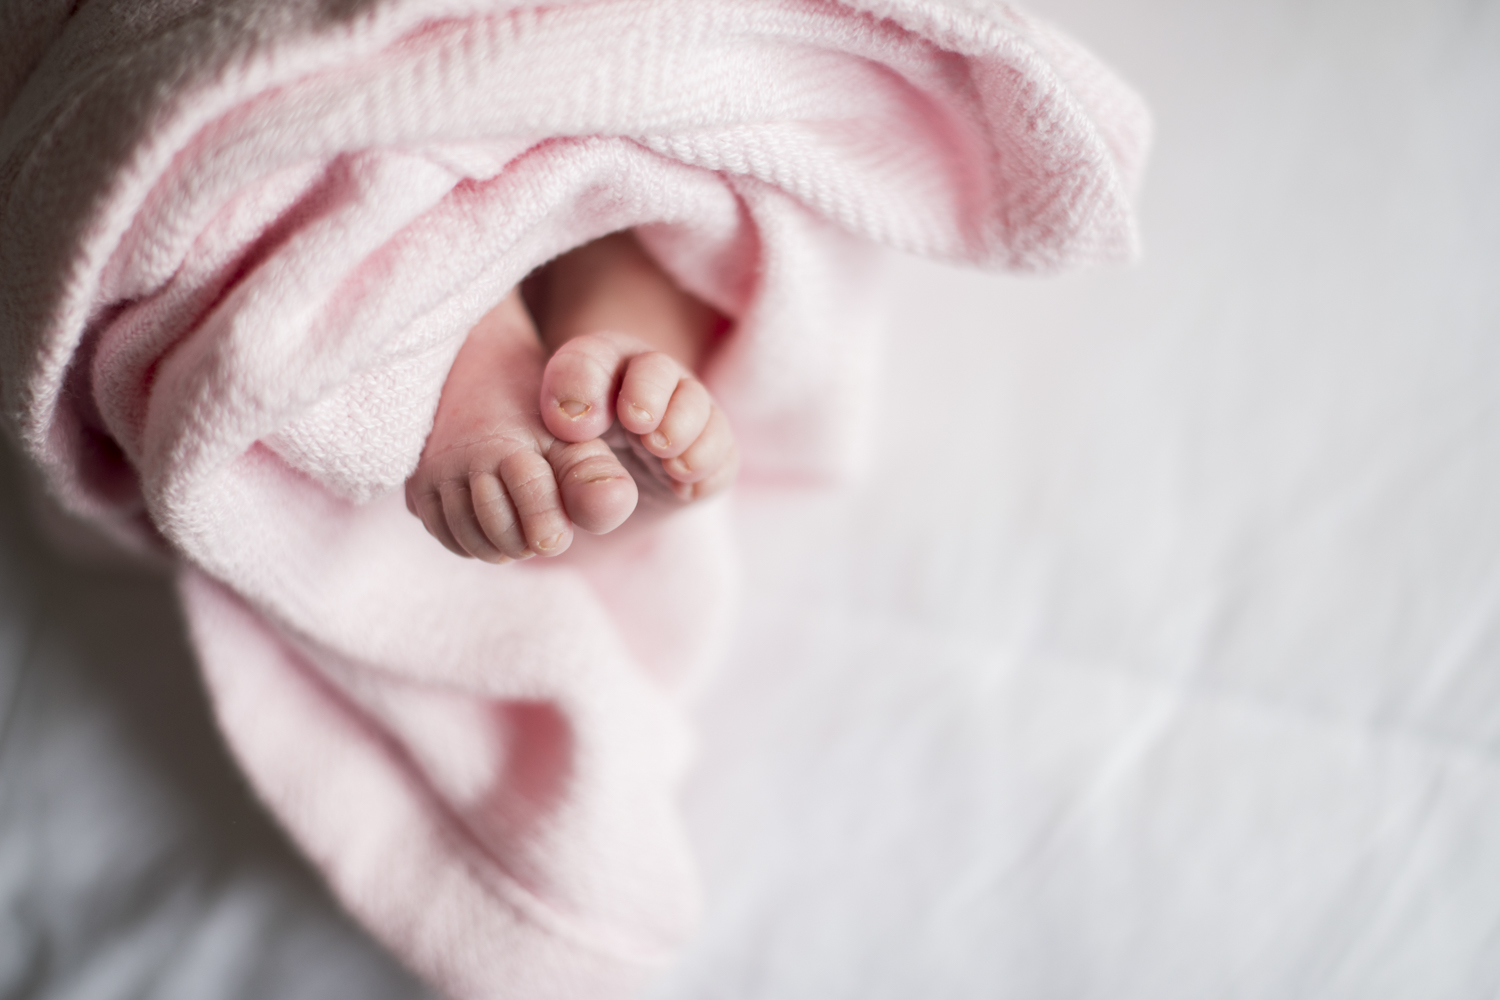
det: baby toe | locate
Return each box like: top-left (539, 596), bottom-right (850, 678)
top-left (616, 351), bottom-right (687, 435)
top-left (540, 331), bottom-right (641, 443)
top-left (412, 485), bottom-right (469, 558)
top-left (549, 437), bottom-right (639, 535)
top-left (642, 378), bottom-right (712, 459)
top-left (440, 481), bottom-right (508, 562)
top-left (677, 440), bottom-right (739, 501)
top-left (470, 472), bottom-right (528, 561)
top-left (662, 405), bottom-right (734, 484)
top-left (496, 448), bottom-right (573, 556)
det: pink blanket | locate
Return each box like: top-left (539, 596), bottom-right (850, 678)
top-left (0, 1), bottom-right (1146, 996)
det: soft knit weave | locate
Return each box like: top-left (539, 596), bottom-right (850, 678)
top-left (0, 1), bottom-right (1146, 996)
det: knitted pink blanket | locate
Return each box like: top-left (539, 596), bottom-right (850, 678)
top-left (0, 1), bottom-right (1146, 996)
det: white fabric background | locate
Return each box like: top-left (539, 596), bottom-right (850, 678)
top-left (3, 0), bottom-right (1498, 996)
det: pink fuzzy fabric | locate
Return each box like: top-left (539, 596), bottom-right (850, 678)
top-left (0, 1), bottom-right (1146, 996)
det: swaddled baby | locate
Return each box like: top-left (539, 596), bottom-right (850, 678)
top-left (0, 2), bottom-right (1151, 996)
top-left (407, 230), bottom-right (736, 559)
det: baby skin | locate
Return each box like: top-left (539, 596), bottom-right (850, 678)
top-left (405, 231), bottom-right (738, 562)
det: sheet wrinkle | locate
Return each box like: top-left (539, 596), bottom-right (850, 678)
top-left (1069, 654), bottom-right (1500, 772)
top-left (1310, 769), bottom-right (1453, 989)
top-left (836, 583), bottom-right (1500, 768)
top-left (0, 575), bottom-right (42, 760)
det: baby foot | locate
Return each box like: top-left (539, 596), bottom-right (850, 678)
top-left (539, 330), bottom-right (739, 503)
top-left (532, 230), bottom-right (738, 504)
top-left (405, 291), bottom-right (638, 562)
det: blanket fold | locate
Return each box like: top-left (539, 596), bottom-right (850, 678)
top-left (0, 0), bottom-right (1147, 996)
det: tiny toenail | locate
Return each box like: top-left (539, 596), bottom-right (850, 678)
top-left (558, 399), bottom-right (590, 418)
top-left (628, 403), bottom-right (652, 422)
top-left (534, 532), bottom-right (565, 552)
top-left (648, 431), bottom-right (669, 449)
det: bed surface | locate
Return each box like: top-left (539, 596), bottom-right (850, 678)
top-left (4, 0), bottom-right (1498, 996)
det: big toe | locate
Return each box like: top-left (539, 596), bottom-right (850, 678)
top-left (540, 332), bottom-right (645, 443)
top-left (548, 436), bottom-right (639, 534)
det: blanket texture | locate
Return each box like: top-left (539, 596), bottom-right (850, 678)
top-left (0, 0), bottom-right (1146, 996)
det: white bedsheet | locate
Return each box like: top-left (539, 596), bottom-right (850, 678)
top-left (4, 0), bottom-right (1498, 996)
